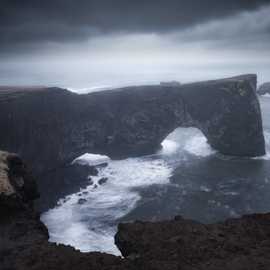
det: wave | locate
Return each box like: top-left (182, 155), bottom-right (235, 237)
top-left (183, 134), bottom-right (216, 157)
top-left (161, 127), bottom-right (216, 158)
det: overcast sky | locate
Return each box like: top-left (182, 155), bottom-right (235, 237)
top-left (0, 0), bottom-right (269, 89)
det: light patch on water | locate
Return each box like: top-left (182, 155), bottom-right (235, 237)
top-left (41, 156), bottom-right (172, 255)
top-left (200, 185), bottom-right (212, 192)
top-left (261, 93), bottom-right (270, 98)
top-left (73, 153), bottom-right (111, 166)
top-left (160, 139), bottom-right (180, 155)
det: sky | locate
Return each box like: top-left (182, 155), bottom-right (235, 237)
top-left (0, 0), bottom-right (270, 89)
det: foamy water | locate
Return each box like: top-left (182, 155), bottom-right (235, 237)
top-left (42, 157), bottom-right (172, 254)
top-left (41, 127), bottom-right (215, 255)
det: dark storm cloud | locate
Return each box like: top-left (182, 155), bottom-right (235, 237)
top-left (0, 0), bottom-right (269, 51)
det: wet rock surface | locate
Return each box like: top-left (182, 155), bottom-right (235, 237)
top-left (115, 214), bottom-right (270, 270)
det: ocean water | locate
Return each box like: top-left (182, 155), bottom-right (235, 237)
top-left (41, 96), bottom-right (270, 255)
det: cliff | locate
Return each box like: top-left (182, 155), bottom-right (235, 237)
top-left (1, 151), bottom-right (270, 270)
top-left (0, 74), bottom-right (265, 169)
top-left (0, 74), bottom-right (265, 210)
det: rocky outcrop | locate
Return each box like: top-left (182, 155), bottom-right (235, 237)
top-left (36, 163), bottom-right (98, 212)
top-left (0, 75), bottom-right (265, 209)
top-left (115, 214), bottom-right (270, 269)
top-left (258, 82), bottom-right (270, 96)
top-left (0, 151), bottom-right (132, 270)
top-left (0, 150), bottom-right (39, 210)
top-left (2, 151), bottom-right (270, 270)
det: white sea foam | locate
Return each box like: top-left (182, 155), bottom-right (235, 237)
top-left (67, 85), bottom-right (112, 94)
top-left (164, 127), bottom-right (215, 158)
top-left (41, 156), bottom-right (172, 255)
top-left (184, 134), bottom-right (216, 157)
top-left (73, 153), bottom-right (111, 166)
top-left (160, 139), bottom-right (180, 155)
top-left (262, 93), bottom-right (270, 98)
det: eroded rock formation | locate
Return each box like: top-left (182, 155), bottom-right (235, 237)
top-left (0, 75), bottom-right (265, 170)
top-left (1, 152), bottom-right (270, 270)
top-left (0, 74), bottom-right (265, 209)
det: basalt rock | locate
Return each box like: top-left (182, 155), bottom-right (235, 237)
top-left (0, 75), bottom-right (265, 169)
top-left (0, 75), bottom-right (265, 209)
top-left (115, 214), bottom-right (270, 269)
top-left (36, 163), bottom-right (97, 212)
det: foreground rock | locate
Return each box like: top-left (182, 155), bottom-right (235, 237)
top-left (0, 151), bottom-right (131, 270)
top-left (116, 215), bottom-right (270, 269)
top-left (258, 82), bottom-right (270, 96)
top-left (2, 151), bottom-right (270, 270)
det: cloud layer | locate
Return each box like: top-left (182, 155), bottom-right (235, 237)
top-left (0, 0), bottom-right (269, 51)
top-left (0, 1), bottom-right (269, 87)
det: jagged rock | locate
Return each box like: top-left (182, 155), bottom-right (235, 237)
top-left (0, 151), bottom-right (39, 211)
top-left (258, 82), bottom-right (270, 95)
top-left (115, 214), bottom-right (270, 269)
top-left (98, 177), bottom-right (108, 185)
top-left (36, 163), bottom-right (98, 212)
top-left (77, 198), bottom-right (87, 204)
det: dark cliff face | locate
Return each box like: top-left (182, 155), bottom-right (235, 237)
top-left (180, 75), bottom-right (265, 156)
top-left (0, 75), bottom-right (265, 210)
top-left (258, 82), bottom-right (270, 95)
top-left (0, 74), bottom-right (265, 175)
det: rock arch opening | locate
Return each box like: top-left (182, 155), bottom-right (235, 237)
top-left (160, 127), bottom-right (215, 157)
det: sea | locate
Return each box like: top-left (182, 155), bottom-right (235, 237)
top-left (41, 95), bottom-right (270, 255)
